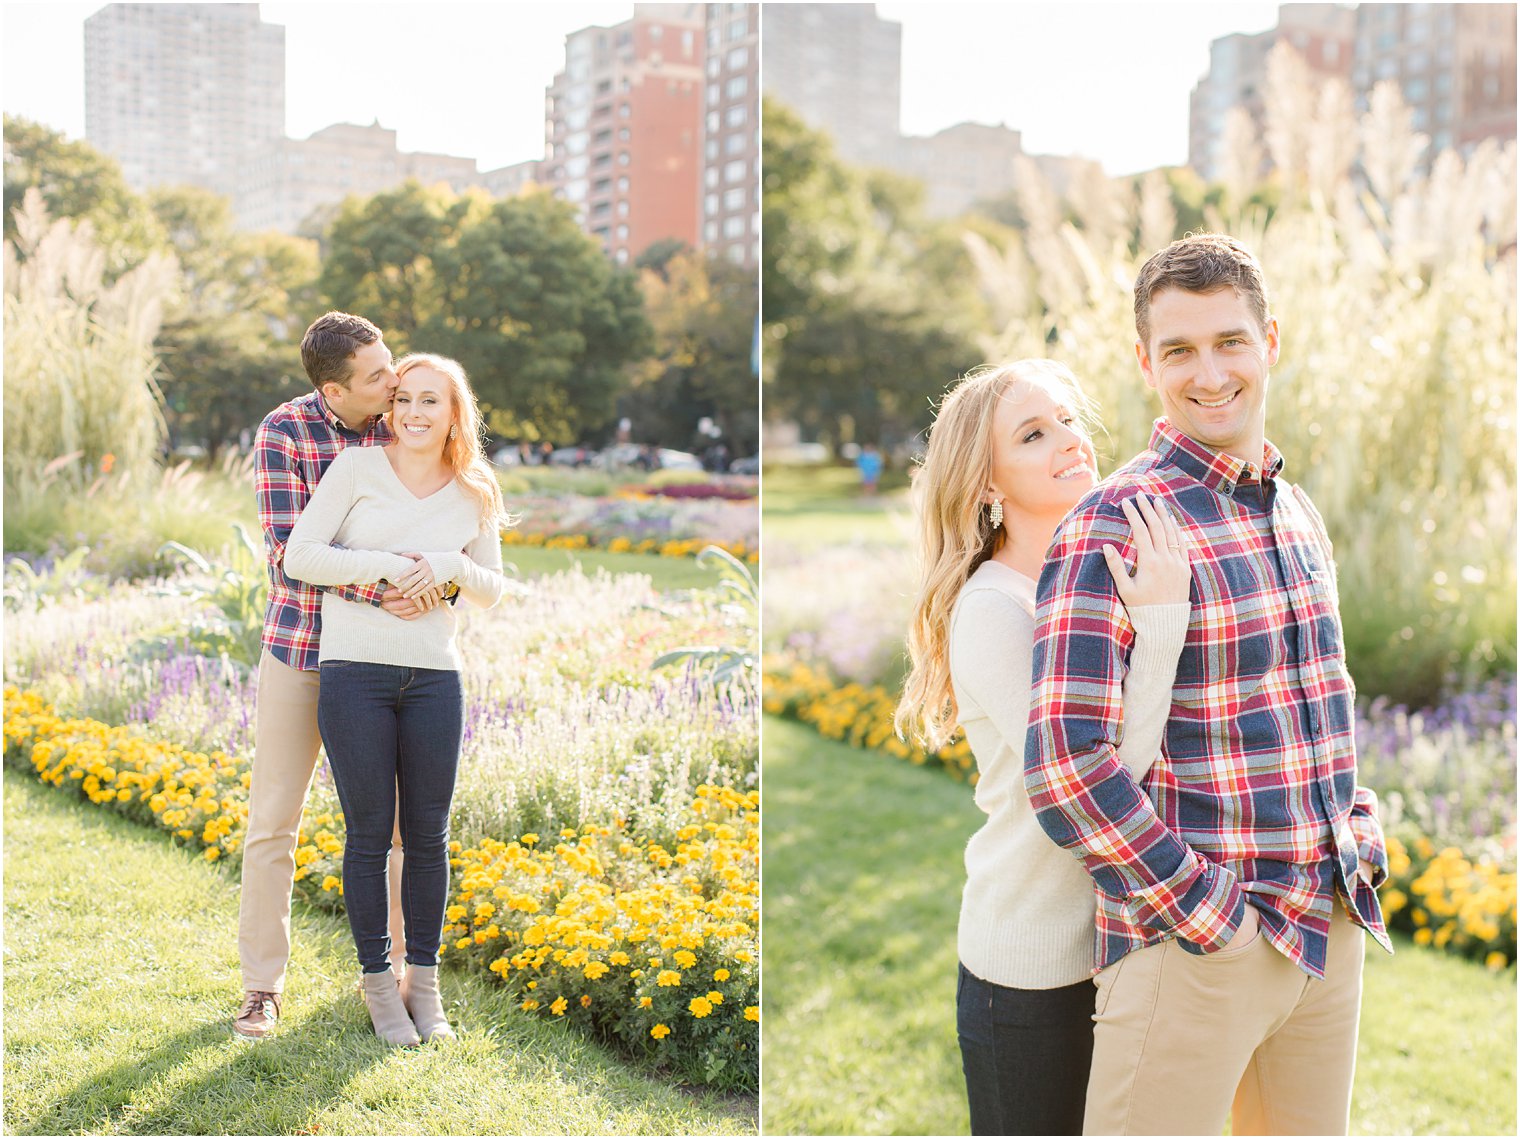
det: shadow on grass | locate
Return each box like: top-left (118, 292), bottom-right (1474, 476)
top-left (11, 998), bottom-right (391, 1137)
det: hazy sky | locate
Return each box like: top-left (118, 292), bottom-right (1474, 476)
top-left (2, 2), bottom-right (634, 171)
top-left (6, 2), bottom-right (1291, 176)
top-left (880, 1), bottom-right (1283, 174)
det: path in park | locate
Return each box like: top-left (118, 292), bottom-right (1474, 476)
top-left (2, 776), bottom-right (756, 1137)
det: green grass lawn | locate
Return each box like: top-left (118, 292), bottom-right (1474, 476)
top-left (761, 716), bottom-right (1517, 1137)
top-left (2, 775), bottom-right (756, 1137)
top-left (762, 465), bottom-right (913, 551)
top-left (501, 544), bottom-right (741, 592)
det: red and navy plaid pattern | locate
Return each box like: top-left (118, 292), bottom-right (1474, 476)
top-left (255, 391), bottom-right (392, 671)
top-left (1025, 418), bottom-right (1390, 979)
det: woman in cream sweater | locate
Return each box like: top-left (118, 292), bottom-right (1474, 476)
top-left (896, 359), bottom-right (1191, 1135)
top-left (284, 353), bottom-right (509, 1046)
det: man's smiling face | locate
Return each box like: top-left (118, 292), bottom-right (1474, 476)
top-left (1136, 286), bottom-right (1279, 466)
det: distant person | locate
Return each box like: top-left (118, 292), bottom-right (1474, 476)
top-left (236, 312), bottom-right (439, 1041)
top-left (897, 359), bottom-right (1190, 1135)
top-left (857, 443), bottom-right (884, 495)
top-left (283, 353), bottom-right (509, 1045)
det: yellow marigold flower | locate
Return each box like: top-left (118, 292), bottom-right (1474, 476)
top-left (713, 968), bottom-right (730, 982)
top-left (448, 841), bottom-right (461, 853)
top-left (688, 996), bottom-right (713, 1018)
top-left (707, 991), bottom-right (723, 1005)
top-left (651, 1024), bottom-right (671, 1039)
top-left (1413, 927), bottom-right (1433, 946)
top-left (321, 875), bottom-right (341, 892)
top-left (521, 833), bottom-right (539, 846)
top-left (550, 997), bottom-right (568, 1016)
top-left (204, 847), bottom-right (221, 861)
top-left (744, 1006), bottom-right (759, 1022)
top-left (446, 904), bottom-right (467, 922)
top-left (673, 949), bottom-right (697, 969)
top-left (521, 999), bottom-right (539, 1011)
top-left (1486, 951), bottom-right (1509, 971)
top-left (580, 995), bottom-right (592, 1008)
top-left (639, 996), bottom-right (652, 1009)
top-left (584, 960), bottom-right (610, 980)
top-left (609, 951), bottom-right (631, 966)
top-left (455, 937), bottom-right (473, 950)
top-left (656, 970), bottom-right (682, 987)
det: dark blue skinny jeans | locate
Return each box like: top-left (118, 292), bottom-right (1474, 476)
top-left (317, 661), bottom-right (463, 974)
top-left (957, 962), bottom-right (1095, 1136)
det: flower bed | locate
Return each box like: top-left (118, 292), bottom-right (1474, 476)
top-left (3, 687), bottom-right (759, 1090)
top-left (505, 495), bottom-right (758, 563)
top-left (4, 559), bottom-right (759, 1090)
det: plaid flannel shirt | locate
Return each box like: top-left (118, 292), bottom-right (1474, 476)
top-left (255, 391), bottom-right (393, 671)
top-left (1025, 419), bottom-right (1391, 979)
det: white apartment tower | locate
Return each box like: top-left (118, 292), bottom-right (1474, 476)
top-left (84, 3), bottom-right (284, 195)
top-left (760, 3), bottom-right (901, 169)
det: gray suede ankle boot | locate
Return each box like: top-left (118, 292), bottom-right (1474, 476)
top-left (400, 964), bottom-right (456, 1042)
top-left (361, 968), bottom-right (420, 1046)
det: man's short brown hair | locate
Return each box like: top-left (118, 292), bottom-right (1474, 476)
top-left (1133, 233), bottom-right (1271, 347)
top-left (300, 311), bottom-right (382, 390)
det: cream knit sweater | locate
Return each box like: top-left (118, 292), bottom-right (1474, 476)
top-left (283, 445), bottom-right (507, 671)
top-left (951, 559), bottom-right (1189, 988)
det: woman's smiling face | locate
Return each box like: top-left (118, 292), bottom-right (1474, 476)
top-left (985, 377), bottom-right (1099, 527)
top-left (389, 365), bottom-right (456, 454)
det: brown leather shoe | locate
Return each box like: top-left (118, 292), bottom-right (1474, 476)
top-left (233, 989), bottom-right (282, 1039)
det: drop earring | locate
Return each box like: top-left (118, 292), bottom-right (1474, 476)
top-left (448, 424), bottom-right (458, 440)
top-left (989, 499), bottom-right (1003, 529)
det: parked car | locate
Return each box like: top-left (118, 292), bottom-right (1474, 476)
top-left (656, 449), bottom-right (703, 472)
top-left (548, 445), bottom-right (599, 467)
top-left (729, 455), bottom-right (759, 476)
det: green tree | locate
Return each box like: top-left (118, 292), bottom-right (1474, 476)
top-left (148, 186), bottom-right (320, 455)
top-left (625, 250), bottom-right (759, 455)
top-left (762, 99), bottom-right (982, 450)
top-left (321, 183), bottom-right (651, 443)
top-left (3, 115), bottom-right (164, 274)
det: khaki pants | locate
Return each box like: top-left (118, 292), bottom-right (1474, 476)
top-left (1084, 902), bottom-right (1365, 1136)
top-left (238, 651), bottom-right (405, 992)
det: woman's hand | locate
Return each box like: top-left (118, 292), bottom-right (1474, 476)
top-left (395, 552), bottom-right (440, 599)
top-left (1102, 494), bottom-right (1191, 607)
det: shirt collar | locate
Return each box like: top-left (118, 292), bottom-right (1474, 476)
top-left (1148, 418), bottom-right (1284, 497)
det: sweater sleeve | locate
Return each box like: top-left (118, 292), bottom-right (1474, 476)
top-left (424, 523), bottom-right (507, 610)
top-left (1115, 602), bottom-right (1191, 778)
top-left (284, 450), bottom-right (416, 587)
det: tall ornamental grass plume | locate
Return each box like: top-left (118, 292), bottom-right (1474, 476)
top-left (967, 54), bottom-right (1515, 705)
top-left (3, 188), bottom-right (177, 495)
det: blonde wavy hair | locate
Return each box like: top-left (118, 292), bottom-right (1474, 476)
top-left (392, 353), bottom-right (512, 533)
top-left (894, 359), bottom-right (1098, 749)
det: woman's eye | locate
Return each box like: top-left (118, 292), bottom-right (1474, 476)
top-left (1022, 430), bottom-right (1042, 443)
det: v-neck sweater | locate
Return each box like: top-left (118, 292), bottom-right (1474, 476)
top-left (283, 445), bottom-right (506, 671)
top-left (950, 559), bottom-right (1189, 988)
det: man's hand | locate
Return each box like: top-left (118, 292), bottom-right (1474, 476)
top-left (380, 584), bottom-right (443, 620)
top-left (1220, 902), bottom-right (1260, 952)
top-left (1357, 858), bottom-right (1376, 886)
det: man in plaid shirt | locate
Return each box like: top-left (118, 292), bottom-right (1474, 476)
top-left (1024, 235), bottom-right (1391, 1135)
top-left (234, 312), bottom-right (446, 1039)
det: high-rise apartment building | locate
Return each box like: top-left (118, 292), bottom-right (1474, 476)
top-left (544, 4), bottom-right (704, 264)
top-left (760, 3), bottom-right (901, 169)
top-left (236, 122), bottom-right (479, 234)
top-left (84, 3), bottom-right (284, 194)
top-left (1351, 3), bottom-right (1516, 159)
top-left (699, 3), bottom-right (758, 267)
top-left (1187, 5), bottom-right (1354, 183)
